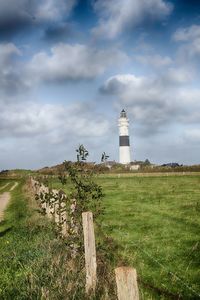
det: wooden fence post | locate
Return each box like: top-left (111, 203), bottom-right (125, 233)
top-left (61, 203), bottom-right (68, 237)
top-left (54, 201), bottom-right (60, 225)
top-left (82, 211), bottom-right (97, 294)
top-left (115, 267), bottom-right (139, 300)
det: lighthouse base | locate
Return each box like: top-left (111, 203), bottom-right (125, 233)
top-left (119, 146), bottom-right (131, 164)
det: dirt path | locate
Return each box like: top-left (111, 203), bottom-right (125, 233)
top-left (0, 183), bottom-right (9, 191)
top-left (0, 182), bottom-right (18, 221)
top-left (0, 192), bottom-right (10, 222)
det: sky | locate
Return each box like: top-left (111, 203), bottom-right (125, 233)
top-left (1, 0), bottom-right (200, 169)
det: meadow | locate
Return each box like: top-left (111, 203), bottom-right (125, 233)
top-left (51, 174), bottom-right (200, 299)
top-left (0, 174), bottom-right (200, 299)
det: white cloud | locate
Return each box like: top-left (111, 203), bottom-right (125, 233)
top-left (101, 72), bottom-right (200, 135)
top-left (0, 43), bottom-right (27, 95)
top-left (0, 99), bottom-right (111, 168)
top-left (26, 43), bottom-right (127, 82)
top-left (0, 0), bottom-right (77, 24)
top-left (0, 101), bottom-right (109, 140)
top-left (0, 0), bottom-right (77, 37)
top-left (173, 25), bottom-right (200, 42)
top-left (161, 67), bottom-right (194, 85)
top-left (173, 25), bottom-right (200, 61)
top-left (101, 74), bottom-right (148, 94)
top-left (36, 0), bottom-right (77, 22)
top-left (0, 43), bottom-right (21, 58)
top-left (136, 54), bottom-right (172, 68)
top-left (93, 0), bottom-right (173, 39)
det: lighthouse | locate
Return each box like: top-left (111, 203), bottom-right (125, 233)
top-left (118, 109), bottom-right (131, 164)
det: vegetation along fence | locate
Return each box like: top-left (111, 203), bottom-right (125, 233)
top-left (29, 177), bottom-right (140, 300)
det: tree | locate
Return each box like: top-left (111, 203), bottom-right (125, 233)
top-left (101, 152), bottom-right (109, 163)
top-left (144, 159), bottom-right (151, 166)
top-left (76, 144), bottom-right (89, 162)
top-left (60, 145), bottom-right (104, 255)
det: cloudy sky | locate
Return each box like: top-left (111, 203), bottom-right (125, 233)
top-left (0, 0), bottom-right (200, 169)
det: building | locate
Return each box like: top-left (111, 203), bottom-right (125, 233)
top-left (130, 164), bottom-right (140, 171)
top-left (118, 109), bottom-right (131, 164)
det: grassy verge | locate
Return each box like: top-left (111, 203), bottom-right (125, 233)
top-left (0, 179), bottom-right (119, 300)
top-left (0, 180), bottom-right (86, 300)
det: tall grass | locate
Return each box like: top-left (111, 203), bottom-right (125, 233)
top-left (0, 180), bottom-right (86, 299)
top-left (0, 179), bottom-right (118, 300)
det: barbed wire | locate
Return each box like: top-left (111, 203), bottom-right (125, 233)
top-left (119, 235), bottom-right (200, 298)
top-left (137, 244), bottom-right (199, 298)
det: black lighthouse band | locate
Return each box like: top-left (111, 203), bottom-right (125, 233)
top-left (119, 135), bottom-right (130, 147)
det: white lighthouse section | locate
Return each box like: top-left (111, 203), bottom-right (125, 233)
top-left (119, 146), bottom-right (130, 164)
top-left (118, 109), bottom-right (131, 164)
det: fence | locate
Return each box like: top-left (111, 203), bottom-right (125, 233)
top-left (29, 177), bottom-right (139, 300)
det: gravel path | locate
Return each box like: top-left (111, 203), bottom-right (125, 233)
top-left (0, 182), bottom-right (18, 221)
top-left (0, 192), bottom-right (10, 222)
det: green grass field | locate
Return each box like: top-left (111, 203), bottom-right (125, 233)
top-left (98, 175), bottom-right (200, 299)
top-left (50, 174), bottom-right (200, 299)
top-left (1, 175), bottom-right (200, 299)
